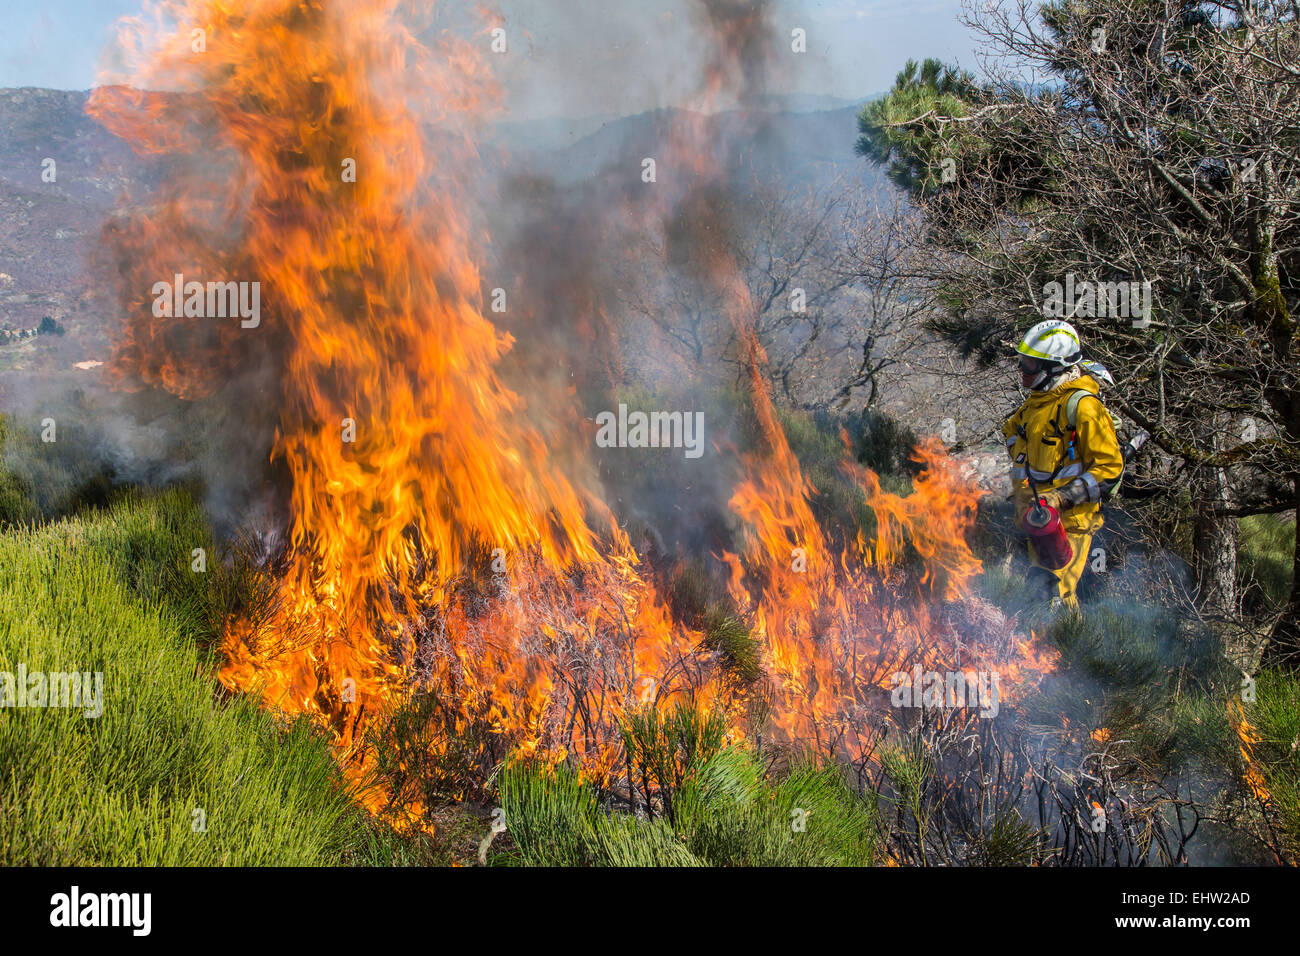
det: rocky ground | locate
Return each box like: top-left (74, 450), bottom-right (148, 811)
top-left (955, 446), bottom-right (1013, 497)
top-left (0, 88), bottom-right (149, 408)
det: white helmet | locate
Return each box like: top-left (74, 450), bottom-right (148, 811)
top-left (1016, 319), bottom-right (1082, 389)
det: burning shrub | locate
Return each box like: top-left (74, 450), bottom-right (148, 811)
top-left (853, 409), bottom-right (922, 482)
top-left (700, 611), bottom-right (763, 686)
top-left (1235, 669), bottom-right (1300, 863)
top-left (361, 690), bottom-right (501, 815)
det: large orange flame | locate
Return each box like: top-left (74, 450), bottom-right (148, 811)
top-left (89, 0), bottom-right (1056, 827)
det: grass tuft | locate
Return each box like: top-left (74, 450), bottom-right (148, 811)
top-left (0, 487), bottom-right (387, 865)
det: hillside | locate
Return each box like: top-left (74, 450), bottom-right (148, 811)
top-left (0, 87), bottom-right (881, 409)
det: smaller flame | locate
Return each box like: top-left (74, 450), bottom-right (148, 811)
top-left (1232, 702), bottom-right (1270, 804)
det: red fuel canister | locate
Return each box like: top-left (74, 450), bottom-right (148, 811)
top-left (1022, 499), bottom-right (1073, 570)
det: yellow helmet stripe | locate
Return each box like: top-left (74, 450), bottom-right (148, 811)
top-left (1017, 326), bottom-right (1079, 359)
top-left (1017, 342), bottom-right (1054, 359)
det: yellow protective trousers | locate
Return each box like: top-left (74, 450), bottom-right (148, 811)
top-left (1028, 530), bottom-right (1094, 611)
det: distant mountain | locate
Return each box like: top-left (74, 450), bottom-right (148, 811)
top-left (520, 103), bottom-right (883, 192)
top-left (489, 113), bottom-right (627, 152)
top-left (488, 92), bottom-right (880, 157)
top-left (0, 87), bottom-right (889, 397)
top-left (750, 92), bottom-right (875, 112)
top-left (0, 88), bottom-right (146, 205)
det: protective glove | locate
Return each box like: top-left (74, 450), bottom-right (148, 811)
top-left (1036, 489), bottom-right (1065, 512)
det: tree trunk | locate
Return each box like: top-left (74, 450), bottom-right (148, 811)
top-left (1190, 425), bottom-right (1240, 649)
top-left (1192, 485), bottom-right (1239, 628)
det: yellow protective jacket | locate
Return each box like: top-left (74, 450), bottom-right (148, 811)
top-left (1002, 373), bottom-right (1124, 535)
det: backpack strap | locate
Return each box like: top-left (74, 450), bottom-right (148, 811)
top-left (1062, 388), bottom-right (1125, 499)
top-left (1064, 389), bottom-right (1097, 430)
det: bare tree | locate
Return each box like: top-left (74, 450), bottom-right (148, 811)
top-left (617, 176), bottom-right (937, 417)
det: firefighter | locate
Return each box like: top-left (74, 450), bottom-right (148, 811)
top-left (1002, 320), bottom-right (1125, 610)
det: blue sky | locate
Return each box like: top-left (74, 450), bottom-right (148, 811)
top-left (1, 0), bottom-right (978, 117)
top-left (2, 2), bottom-right (142, 90)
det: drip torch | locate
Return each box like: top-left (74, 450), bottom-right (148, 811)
top-left (1021, 474), bottom-right (1073, 570)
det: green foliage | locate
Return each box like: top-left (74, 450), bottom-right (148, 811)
top-left (663, 563), bottom-right (762, 684)
top-left (856, 58), bottom-right (981, 192)
top-left (0, 416), bottom-right (36, 526)
top-left (498, 761), bottom-right (601, 867)
top-left (776, 406), bottom-right (872, 535)
top-left (586, 813), bottom-right (705, 866)
top-left (701, 610), bottom-right (762, 684)
top-left (1129, 693), bottom-right (1237, 776)
top-left (343, 818), bottom-right (438, 866)
top-left (880, 741), bottom-right (936, 854)
top-left (976, 808), bottom-right (1045, 866)
top-left (1044, 605), bottom-right (1166, 687)
top-left (774, 404), bottom-right (845, 468)
top-left (690, 742), bottom-right (764, 807)
top-left (972, 556), bottom-right (1022, 610)
top-left (0, 492), bottom-right (377, 865)
top-left (621, 702), bottom-right (727, 823)
top-left (0, 411), bottom-right (117, 521)
top-left (666, 560), bottom-right (713, 627)
top-left (361, 688), bottom-right (499, 815)
top-left (677, 757), bottom-right (878, 866)
top-left (1246, 668), bottom-right (1300, 859)
top-left (1024, 601), bottom-right (1228, 759)
top-left (852, 409), bottom-right (921, 479)
top-left (494, 745), bottom-right (877, 867)
top-left (1239, 514), bottom-right (1295, 611)
top-left (772, 405), bottom-right (925, 549)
